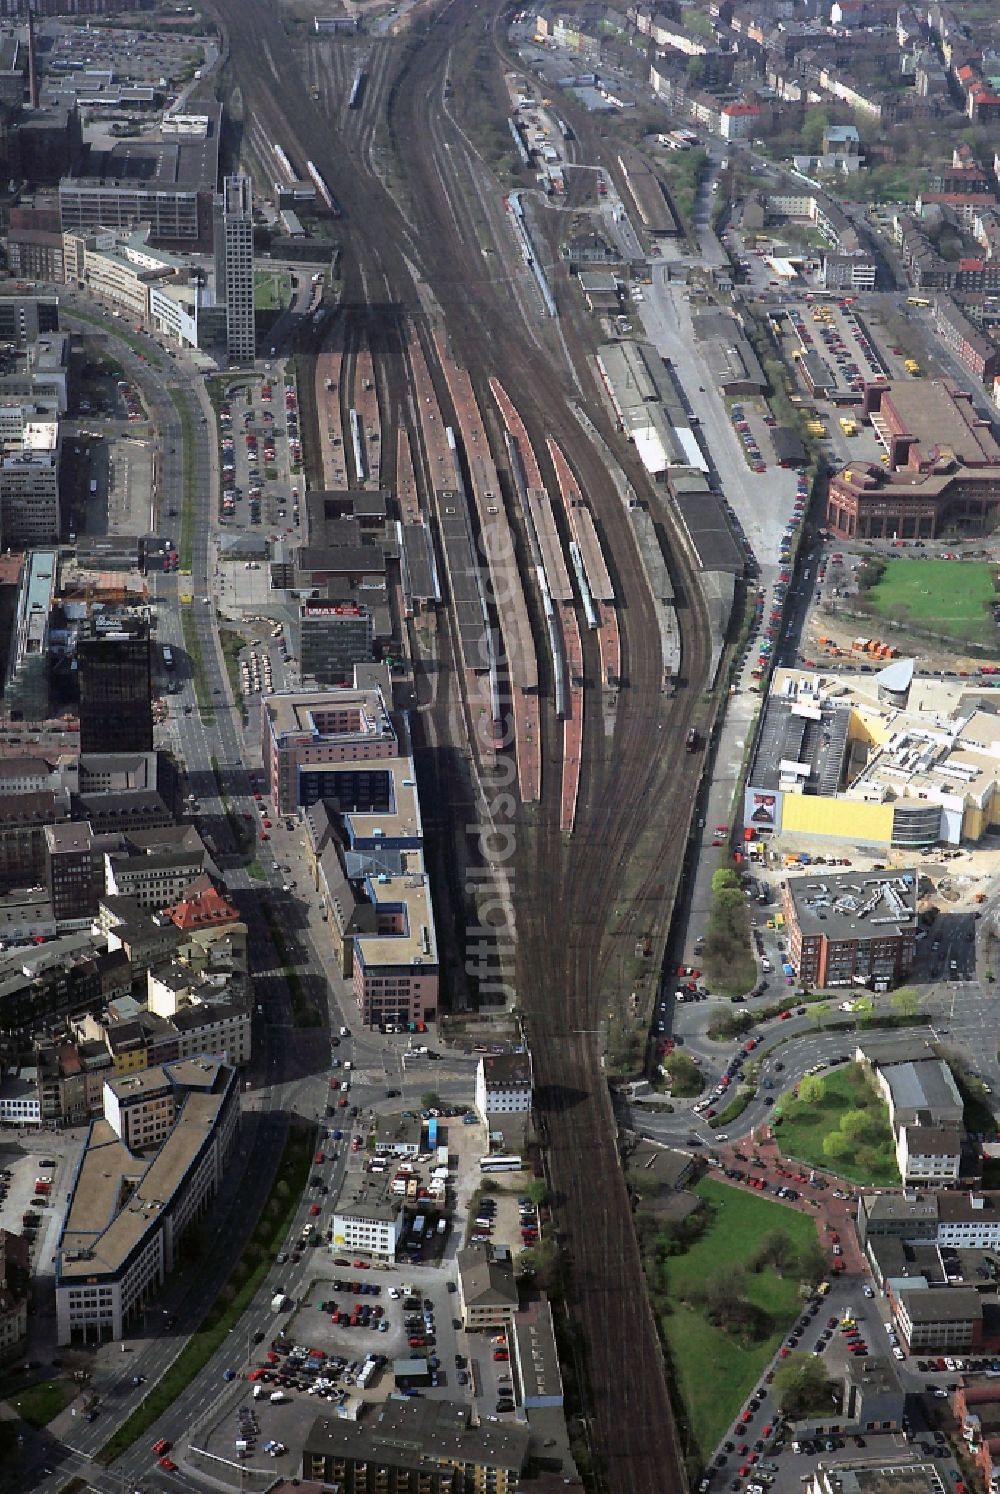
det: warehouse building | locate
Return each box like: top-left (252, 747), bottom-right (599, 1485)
top-left (692, 310), bottom-right (766, 395)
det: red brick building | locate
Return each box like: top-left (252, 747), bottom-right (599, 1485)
top-left (826, 380), bottom-right (1000, 539)
top-left (953, 1380), bottom-right (1000, 1487)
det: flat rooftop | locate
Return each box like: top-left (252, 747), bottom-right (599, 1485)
top-left (749, 688), bottom-right (852, 800)
top-left (334, 1172), bottom-right (399, 1224)
top-left (262, 686), bottom-right (395, 747)
top-left (304, 1399), bottom-right (529, 1473)
top-left (354, 851), bottom-right (438, 971)
top-left (787, 868), bottom-right (917, 940)
top-left (58, 1058), bottom-right (232, 1281)
top-left (815, 1459), bottom-right (951, 1494)
top-left (759, 667), bottom-right (1000, 812)
top-left (64, 107), bottom-right (221, 193)
top-left (318, 755), bottom-right (422, 846)
top-left (879, 380), bottom-right (1000, 465)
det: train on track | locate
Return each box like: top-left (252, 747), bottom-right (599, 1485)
top-left (349, 68), bottom-right (366, 109)
top-left (306, 159), bottom-right (341, 217)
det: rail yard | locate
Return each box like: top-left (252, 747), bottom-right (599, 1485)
top-left (205, 0), bottom-right (717, 1487)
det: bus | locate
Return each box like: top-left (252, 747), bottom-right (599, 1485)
top-left (906, 296), bottom-right (930, 308)
top-left (479, 1155), bottom-right (523, 1173)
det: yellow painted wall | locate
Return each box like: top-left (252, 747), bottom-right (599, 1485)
top-left (848, 706), bottom-right (892, 750)
top-left (781, 793), bottom-right (893, 842)
top-left (112, 1047), bottom-right (148, 1075)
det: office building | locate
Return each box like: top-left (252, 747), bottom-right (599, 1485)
top-left (77, 614), bottom-right (153, 752)
top-left (261, 681), bottom-right (398, 815)
top-left (2, 548), bottom-right (57, 721)
top-left (214, 173), bottom-right (254, 365)
top-left (57, 109), bottom-right (220, 247)
top-left (302, 1399), bottom-right (529, 1492)
top-left (298, 600), bottom-right (375, 685)
top-left (476, 1053), bottom-right (533, 1118)
top-left (892, 1284), bottom-right (983, 1351)
top-left (46, 821), bottom-right (97, 921)
top-left (826, 379), bottom-right (1000, 540)
top-left (0, 295), bottom-right (60, 348)
top-left (0, 411), bottom-right (62, 545)
top-left (807, 1460), bottom-right (948, 1494)
top-left (782, 868), bottom-right (918, 991)
top-left (55, 1057), bottom-right (239, 1345)
top-left (331, 1174), bottom-right (401, 1263)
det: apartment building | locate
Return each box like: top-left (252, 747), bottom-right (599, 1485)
top-left (457, 1245), bottom-right (519, 1332)
top-left (302, 1399), bottom-right (529, 1493)
top-left (55, 1057), bottom-right (238, 1345)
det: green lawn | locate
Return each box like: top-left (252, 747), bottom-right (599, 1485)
top-left (866, 559), bottom-right (999, 646)
top-left (8, 1378), bottom-right (76, 1428)
top-left (254, 270), bottom-right (292, 312)
top-left (774, 1063), bottom-right (899, 1186)
top-left (657, 1179), bottom-right (818, 1461)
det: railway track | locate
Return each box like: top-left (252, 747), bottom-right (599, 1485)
top-left (206, 0), bottom-right (712, 1485)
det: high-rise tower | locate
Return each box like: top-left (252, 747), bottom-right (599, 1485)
top-left (214, 173), bottom-right (255, 365)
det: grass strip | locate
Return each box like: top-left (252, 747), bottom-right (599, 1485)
top-left (180, 607), bottom-right (214, 721)
top-left (220, 628), bottom-right (248, 714)
top-left (708, 1085), bottom-right (754, 1129)
top-left (260, 901), bottom-right (323, 1028)
top-left (65, 304), bottom-right (166, 370)
top-left (210, 754), bottom-right (255, 856)
top-left (167, 388), bottom-right (198, 572)
top-left (95, 1126), bottom-right (312, 1465)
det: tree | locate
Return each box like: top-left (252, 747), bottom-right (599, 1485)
top-left (840, 1108), bottom-right (875, 1142)
top-left (800, 109), bottom-right (831, 154)
top-left (526, 1179), bottom-right (549, 1207)
top-left (797, 1073), bottom-right (826, 1104)
top-left (822, 1131), bottom-right (853, 1162)
top-left (699, 1266), bottom-right (748, 1325)
top-left (795, 1238), bottom-right (829, 1286)
top-left (891, 987), bottom-right (920, 1018)
top-left (712, 868), bottom-right (740, 895)
top-left (421, 1092), bottom-right (442, 1111)
top-left (664, 1053), bottom-right (704, 1098)
top-left (517, 1240), bottom-right (562, 1291)
top-left (749, 1228), bottom-right (796, 1275)
top-left (773, 1353), bottom-right (838, 1417)
top-left (686, 56), bottom-right (706, 85)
